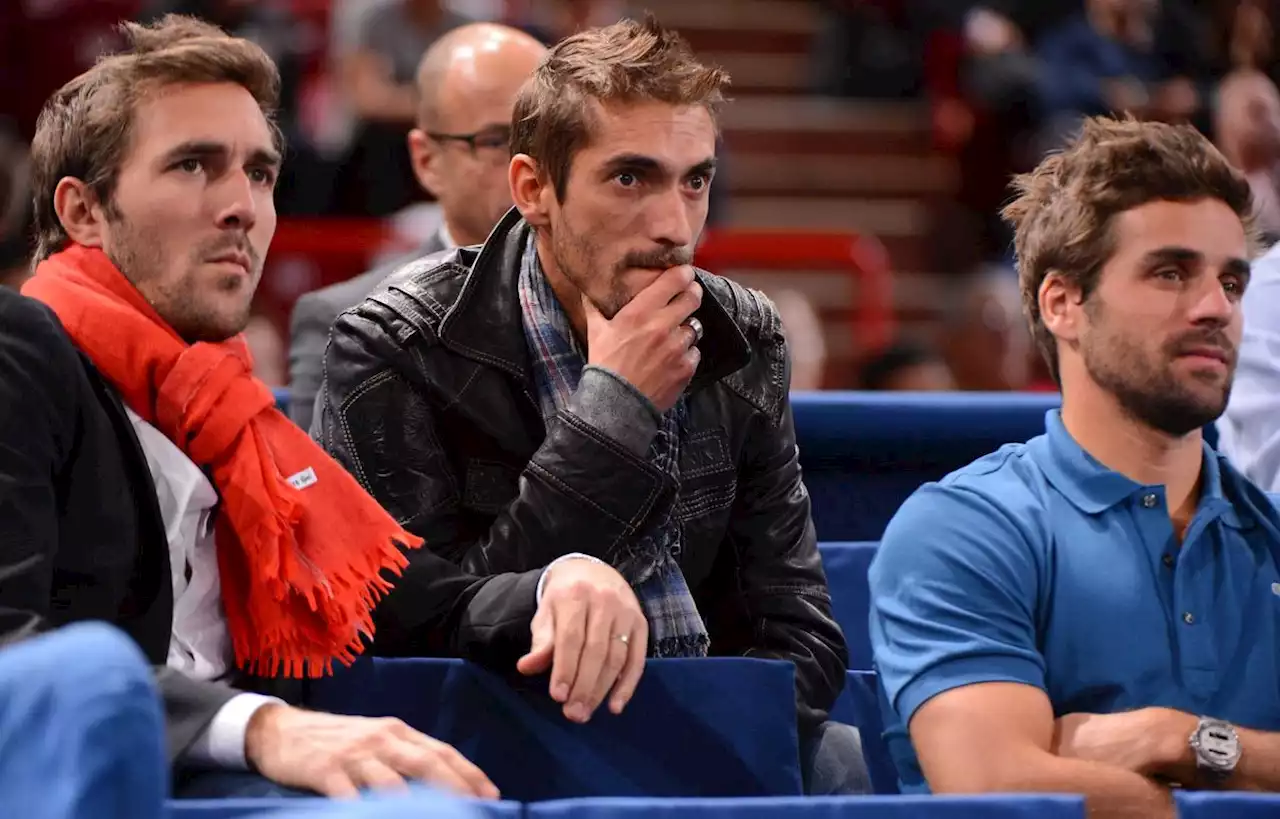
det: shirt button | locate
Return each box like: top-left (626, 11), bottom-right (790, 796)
top-left (1142, 493), bottom-right (1159, 508)
top-left (1183, 612), bottom-right (1195, 625)
top-left (1162, 554), bottom-right (1175, 568)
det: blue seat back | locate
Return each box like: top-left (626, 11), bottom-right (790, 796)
top-left (526, 795), bottom-right (1085, 819)
top-left (305, 657), bottom-right (802, 801)
top-left (816, 542), bottom-right (877, 671)
top-left (792, 392), bottom-right (1059, 542)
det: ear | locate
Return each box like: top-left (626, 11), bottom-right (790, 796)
top-left (407, 128), bottom-right (441, 196)
top-left (53, 177), bottom-right (107, 249)
top-left (509, 153), bottom-right (552, 228)
top-left (1039, 269), bottom-right (1083, 346)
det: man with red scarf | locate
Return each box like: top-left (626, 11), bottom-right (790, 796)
top-left (0, 14), bottom-right (646, 800)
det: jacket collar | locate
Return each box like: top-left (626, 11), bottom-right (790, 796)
top-left (437, 208), bottom-right (751, 391)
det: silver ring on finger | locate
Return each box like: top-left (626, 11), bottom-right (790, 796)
top-left (683, 316), bottom-right (704, 345)
top-left (615, 633), bottom-right (630, 645)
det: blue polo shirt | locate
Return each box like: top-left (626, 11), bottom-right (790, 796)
top-left (869, 410), bottom-right (1280, 793)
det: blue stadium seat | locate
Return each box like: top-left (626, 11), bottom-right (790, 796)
top-left (791, 392), bottom-right (1060, 542)
top-left (168, 797), bottom-right (518, 818)
top-left (829, 671), bottom-right (898, 795)
top-left (1175, 792), bottom-right (1280, 818)
top-left (526, 795), bottom-right (1085, 819)
top-left (305, 657), bottom-right (803, 801)
top-left (816, 542), bottom-right (877, 671)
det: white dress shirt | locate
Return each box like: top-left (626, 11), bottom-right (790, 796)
top-left (125, 409), bottom-right (280, 769)
top-left (1218, 242), bottom-right (1280, 491)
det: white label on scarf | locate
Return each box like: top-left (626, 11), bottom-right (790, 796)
top-left (287, 467), bottom-right (318, 490)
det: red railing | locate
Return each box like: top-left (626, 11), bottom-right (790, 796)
top-left (694, 228), bottom-right (895, 356)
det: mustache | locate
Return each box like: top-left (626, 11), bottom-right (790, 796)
top-left (1167, 328), bottom-right (1237, 362)
top-left (199, 235), bottom-right (260, 270)
top-left (618, 246), bottom-right (694, 271)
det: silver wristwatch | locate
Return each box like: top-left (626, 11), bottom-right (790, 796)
top-left (1189, 717), bottom-right (1241, 782)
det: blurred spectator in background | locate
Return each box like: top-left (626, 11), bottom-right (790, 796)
top-left (1035, 0), bottom-right (1212, 145)
top-left (290, 23), bottom-right (546, 429)
top-left (940, 266), bottom-right (1032, 391)
top-left (1218, 241), bottom-right (1280, 491)
top-left (772, 289), bottom-right (829, 390)
top-left (339, 0), bottom-right (472, 216)
top-left (0, 129), bottom-right (32, 290)
top-left (1215, 69), bottom-right (1280, 240)
top-left (511, 0), bottom-right (630, 43)
top-left (859, 341), bottom-right (955, 391)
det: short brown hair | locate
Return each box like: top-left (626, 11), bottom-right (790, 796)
top-left (30, 15), bottom-right (282, 262)
top-left (510, 15), bottom-right (729, 201)
top-left (1002, 116), bottom-right (1257, 385)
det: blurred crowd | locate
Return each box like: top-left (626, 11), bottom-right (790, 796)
top-left (814, 0), bottom-right (1280, 265)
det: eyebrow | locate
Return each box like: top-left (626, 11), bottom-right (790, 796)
top-left (159, 140), bottom-right (283, 170)
top-left (600, 153), bottom-right (718, 179)
top-left (1141, 245), bottom-right (1252, 283)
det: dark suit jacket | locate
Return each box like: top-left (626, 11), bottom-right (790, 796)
top-left (0, 286), bottom-right (544, 763)
top-left (288, 233), bottom-right (449, 430)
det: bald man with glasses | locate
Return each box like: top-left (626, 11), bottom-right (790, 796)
top-left (289, 23), bottom-right (547, 430)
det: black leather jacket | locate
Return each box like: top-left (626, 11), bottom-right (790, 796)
top-left (316, 210), bottom-right (848, 729)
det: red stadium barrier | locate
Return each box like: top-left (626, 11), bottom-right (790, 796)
top-left (694, 228), bottom-right (895, 357)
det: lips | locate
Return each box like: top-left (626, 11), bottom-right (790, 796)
top-left (207, 251), bottom-right (251, 274)
top-left (1177, 346), bottom-right (1231, 365)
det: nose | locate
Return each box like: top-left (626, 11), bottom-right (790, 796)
top-left (1187, 274), bottom-right (1234, 327)
top-left (647, 186), bottom-right (695, 249)
top-left (215, 169), bottom-right (257, 232)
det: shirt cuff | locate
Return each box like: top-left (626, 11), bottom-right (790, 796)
top-left (536, 553), bottom-right (608, 605)
top-left (183, 692), bottom-right (284, 770)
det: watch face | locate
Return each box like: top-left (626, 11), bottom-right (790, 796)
top-left (1197, 722), bottom-right (1242, 768)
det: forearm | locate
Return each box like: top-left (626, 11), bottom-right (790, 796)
top-left (939, 755), bottom-right (1174, 819)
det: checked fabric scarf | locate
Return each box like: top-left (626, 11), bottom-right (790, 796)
top-left (517, 236), bottom-right (710, 658)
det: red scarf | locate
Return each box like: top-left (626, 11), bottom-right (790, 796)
top-left (24, 244), bottom-right (422, 678)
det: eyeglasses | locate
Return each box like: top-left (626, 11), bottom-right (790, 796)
top-left (426, 126), bottom-right (511, 155)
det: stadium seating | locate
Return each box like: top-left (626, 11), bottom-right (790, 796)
top-left (305, 657), bottom-right (804, 801)
top-left (1175, 793), bottom-right (1280, 818)
top-left (815, 542), bottom-right (876, 671)
top-left (524, 795), bottom-right (1086, 819)
top-left (791, 392), bottom-right (1060, 541)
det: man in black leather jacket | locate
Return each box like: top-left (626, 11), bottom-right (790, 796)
top-left (316, 15), bottom-right (865, 794)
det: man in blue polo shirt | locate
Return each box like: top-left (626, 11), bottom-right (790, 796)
top-left (869, 114), bottom-right (1280, 818)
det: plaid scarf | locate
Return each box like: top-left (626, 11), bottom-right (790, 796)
top-left (517, 236), bottom-right (710, 658)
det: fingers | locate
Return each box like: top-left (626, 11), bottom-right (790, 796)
top-left (517, 604), bottom-right (555, 677)
top-left (346, 756), bottom-right (409, 794)
top-left (619, 265), bottom-right (696, 318)
top-left (563, 592), bottom-right (615, 722)
top-left (655, 280), bottom-right (703, 328)
top-left (548, 590), bottom-right (588, 707)
top-left (386, 730), bottom-right (499, 799)
top-left (587, 625), bottom-right (631, 719)
top-left (318, 769), bottom-right (362, 800)
top-left (610, 616), bottom-right (649, 715)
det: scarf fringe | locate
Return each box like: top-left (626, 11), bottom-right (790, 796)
top-left (651, 634), bottom-right (711, 659)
